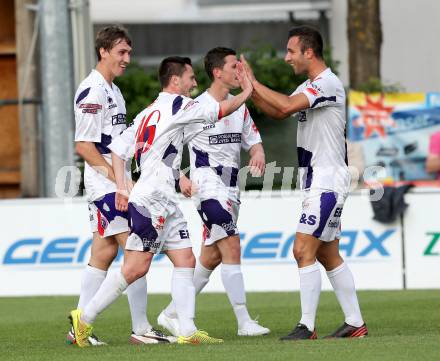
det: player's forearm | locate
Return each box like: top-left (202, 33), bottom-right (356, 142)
top-left (75, 141), bottom-right (116, 183)
top-left (426, 156), bottom-right (440, 173)
top-left (111, 153), bottom-right (127, 191)
top-left (219, 88), bottom-right (252, 118)
top-left (251, 91), bottom-right (289, 120)
top-left (253, 80), bottom-right (309, 116)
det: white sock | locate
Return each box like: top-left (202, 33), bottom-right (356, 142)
top-left (327, 262), bottom-right (364, 327)
top-left (127, 276), bottom-right (152, 335)
top-left (77, 265), bottom-right (107, 310)
top-left (171, 267), bottom-right (197, 337)
top-left (221, 263), bottom-right (251, 328)
top-left (298, 262), bottom-right (321, 332)
top-left (164, 260), bottom-right (213, 319)
top-left (82, 270), bottom-right (128, 325)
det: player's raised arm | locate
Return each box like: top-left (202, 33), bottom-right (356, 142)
top-left (240, 54), bottom-right (309, 119)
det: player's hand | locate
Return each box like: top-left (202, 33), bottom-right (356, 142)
top-left (179, 175), bottom-right (197, 198)
top-left (240, 54), bottom-right (257, 83)
top-left (237, 62), bottom-right (253, 98)
top-left (248, 152), bottom-right (265, 177)
top-left (115, 188), bottom-right (129, 212)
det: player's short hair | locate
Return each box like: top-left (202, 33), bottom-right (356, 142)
top-left (158, 56), bottom-right (192, 88)
top-left (288, 26), bottom-right (323, 59)
top-left (95, 25), bottom-right (132, 61)
top-left (204, 47), bottom-right (237, 81)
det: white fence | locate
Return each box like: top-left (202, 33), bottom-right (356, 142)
top-left (0, 189), bottom-right (439, 296)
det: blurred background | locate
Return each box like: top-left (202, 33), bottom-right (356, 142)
top-left (1, 0), bottom-right (440, 199)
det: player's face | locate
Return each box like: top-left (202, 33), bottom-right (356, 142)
top-left (285, 36), bottom-right (309, 75)
top-left (101, 39), bottom-right (132, 78)
top-left (178, 64), bottom-right (197, 97)
top-left (218, 55), bottom-right (240, 89)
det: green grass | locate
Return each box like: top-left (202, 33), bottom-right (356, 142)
top-left (1, 290), bottom-right (439, 361)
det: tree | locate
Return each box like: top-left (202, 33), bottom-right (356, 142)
top-left (347, 0), bottom-right (382, 90)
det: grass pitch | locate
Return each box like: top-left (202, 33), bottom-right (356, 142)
top-left (1, 290), bottom-right (439, 361)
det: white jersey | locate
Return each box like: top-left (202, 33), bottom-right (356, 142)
top-left (292, 68), bottom-right (350, 195)
top-left (183, 91), bottom-right (262, 185)
top-left (109, 92), bottom-right (220, 201)
top-left (74, 69), bottom-right (131, 201)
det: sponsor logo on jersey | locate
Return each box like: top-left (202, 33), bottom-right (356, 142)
top-left (154, 216), bottom-right (165, 230)
top-left (79, 103), bottom-right (102, 114)
top-left (209, 133), bottom-right (241, 145)
top-left (112, 113), bottom-right (126, 125)
top-left (203, 124), bottom-right (215, 131)
top-left (108, 103), bottom-right (117, 109)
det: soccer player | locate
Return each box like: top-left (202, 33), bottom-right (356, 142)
top-left (241, 26), bottom-right (368, 339)
top-left (71, 25), bottom-right (170, 345)
top-left (157, 47), bottom-right (270, 337)
top-left (69, 56), bottom-right (254, 347)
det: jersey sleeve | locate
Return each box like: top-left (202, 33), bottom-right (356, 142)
top-left (183, 122), bottom-right (205, 145)
top-left (108, 115), bottom-right (140, 161)
top-left (74, 86), bottom-right (106, 142)
top-left (175, 96), bottom-right (221, 125)
top-left (241, 106), bottom-right (262, 151)
top-left (300, 76), bottom-right (338, 110)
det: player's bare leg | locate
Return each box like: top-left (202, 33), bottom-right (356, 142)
top-left (280, 232), bottom-right (321, 341)
top-left (317, 240), bottom-right (367, 338)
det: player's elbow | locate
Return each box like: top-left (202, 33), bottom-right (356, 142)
top-left (75, 142), bottom-right (89, 158)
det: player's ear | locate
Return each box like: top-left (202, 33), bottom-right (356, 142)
top-left (212, 67), bottom-right (222, 79)
top-left (170, 74), bottom-right (180, 87)
top-left (99, 47), bottom-right (108, 60)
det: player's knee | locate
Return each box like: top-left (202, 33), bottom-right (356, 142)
top-left (123, 263), bottom-right (148, 284)
top-left (203, 250), bottom-right (221, 269)
top-left (293, 245), bottom-right (315, 265)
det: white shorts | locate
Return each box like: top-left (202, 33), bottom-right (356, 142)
top-left (192, 168), bottom-right (240, 246)
top-left (125, 191), bottom-right (192, 254)
top-left (89, 192), bottom-right (129, 237)
top-left (296, 189), bottom-right (347, 242)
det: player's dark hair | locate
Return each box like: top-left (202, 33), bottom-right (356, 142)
top-left (204, 47), bottom-right (237, 81)
top-left (158, 56), bottom-right (192, 88)
top-left (288, 26), bottom-right (323, 59)
top-left (95, 25), bottom-right (132, 61)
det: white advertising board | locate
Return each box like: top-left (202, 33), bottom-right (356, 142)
top-left (403, 192), bottom-right (440, 289)
top-left (0, 191), bottom-right (403, 296)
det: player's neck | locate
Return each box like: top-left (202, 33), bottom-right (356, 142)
top-left (207, 82), bottom-right (229, 102)
top-left (95, 63), bottom-right (115, 85)
top-left (307, 61), bottom-right (328, 81)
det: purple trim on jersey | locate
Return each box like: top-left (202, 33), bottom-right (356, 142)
top-left (311, 96), bottom-right (336, 108)
top-left (297, 147), bottom-right (313, 189)
top-left (76, 87), bottom-right (91, 104)
top-left (193, 147), bottom-right (210, 167)
top-left (197, 199), bottom-right (236, 236)
top-left (94, 192), bottom-right (128, 222)
top-left (162, 143), bottom-right (178, 167)
top-left (95, 133), bottom-right (113, 154)
top-left (214, 166), bottom-right (239, 187)
top-left (172, 96), bottom-right (183, 115)
top-left (128, 202), bottom-right (158, 252)
top-left (312, 192), bottom-right (337, 238)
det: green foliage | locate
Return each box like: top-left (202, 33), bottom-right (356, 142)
top-left (355, 77), bottom-right (405, 94)
top-left (114, 63), bottom-right (161, 122)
